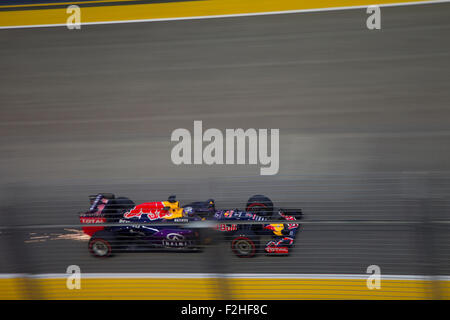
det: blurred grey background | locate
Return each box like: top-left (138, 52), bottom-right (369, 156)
top-left (0, 3), bottom-right (449, 279)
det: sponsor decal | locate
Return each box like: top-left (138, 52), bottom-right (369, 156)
top-left (223, 210), bottom-right (235, 218)
top-left (80, 217), bottom-right (105, 224)
top-left (124, 206), bottom-right (172, 220)
top-left (166, 233), bottom-right (185, 241)
top-left (265, 247), bottom-right (289, 254)
top-left (215, 224), bottom-right (238, 232)
top-left (162, 240), bottom-right (191, 247)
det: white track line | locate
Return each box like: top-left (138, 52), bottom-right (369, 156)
top-left (1, 273), bottom-right (449, 280)
top-left (1, 0), bottom-right (450, 30)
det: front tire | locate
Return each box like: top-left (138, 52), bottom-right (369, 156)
top-left (231, 234), bottom-right (259, 258)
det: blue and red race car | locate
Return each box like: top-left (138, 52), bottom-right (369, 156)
top-left (79, 194), bottom-right (302, 258)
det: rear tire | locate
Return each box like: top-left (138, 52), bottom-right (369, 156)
top-left (89, 231), bottom-right (115, 257)
top-left (246, 195), bottom-right (273, 217)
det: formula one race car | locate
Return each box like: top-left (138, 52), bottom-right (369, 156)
top-left (80, 194), bottom-right (302, 258)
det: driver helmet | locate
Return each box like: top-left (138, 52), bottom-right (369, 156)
top-left (183, 206), bottom-right (195, 217)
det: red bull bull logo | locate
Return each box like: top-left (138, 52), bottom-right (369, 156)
top-left (123, 202), bottom-right (171, 220)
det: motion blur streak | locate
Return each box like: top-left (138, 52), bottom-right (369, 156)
top-left (0, 2), bottom-right (449, 299)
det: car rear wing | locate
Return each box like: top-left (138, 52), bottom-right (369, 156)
top-left (81, 193), bottom-right (134, 236)
top-left (88, 193), bottom-right (115, 205)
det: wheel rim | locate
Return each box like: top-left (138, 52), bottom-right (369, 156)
top-left (234, 239), bottom-right (252, 255)
top-left (92, 240), bottom-right (109, 256)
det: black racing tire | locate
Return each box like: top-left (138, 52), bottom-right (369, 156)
top-left (89, 230), bottom-right (115, 258)
top-left (231, 232), bottom-right (260, 258)
top-left (246, 195), bottom-right (274, 217)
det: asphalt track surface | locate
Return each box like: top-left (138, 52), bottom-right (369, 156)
top-left (0, 3), bottom-right (449, 275)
